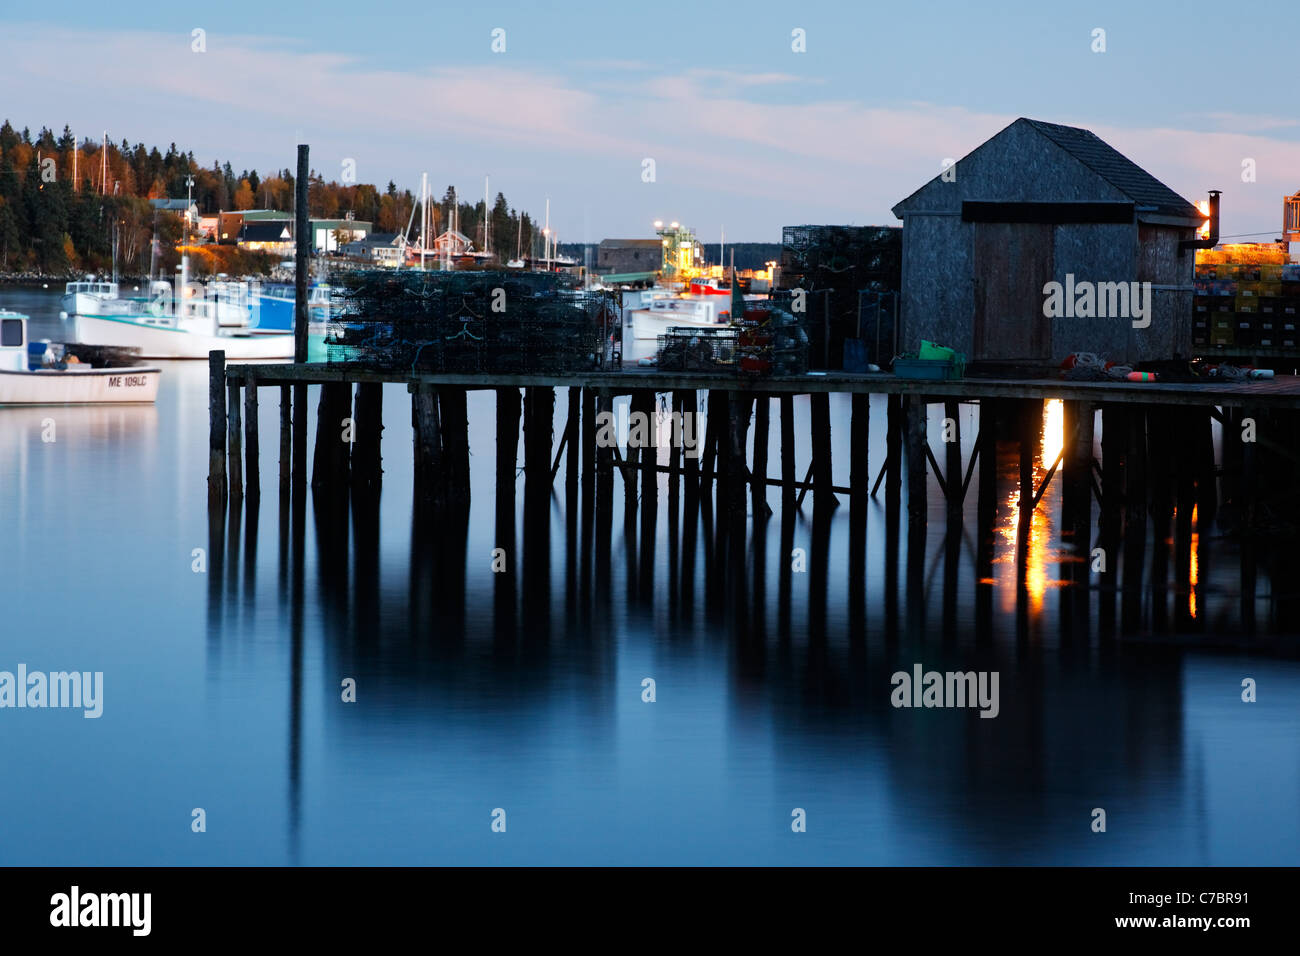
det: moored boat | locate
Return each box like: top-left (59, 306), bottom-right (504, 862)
top-left (61, 278), bottom-right (119, 316)
top-left (71, 257), bottom-right (296, 360)
top-left (0, 310), bottom-right (160, 405)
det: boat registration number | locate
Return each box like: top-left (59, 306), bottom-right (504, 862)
top-left (108, 375), bottom-right (151, 388)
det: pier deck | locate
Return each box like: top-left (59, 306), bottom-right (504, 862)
top-left (223, 363), bottom-right (1300, 410)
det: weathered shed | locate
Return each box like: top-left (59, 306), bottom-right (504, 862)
top-left (597, 239), bottom-right (662, 274)
top-left (891, 118), bottom-right (1204, 365)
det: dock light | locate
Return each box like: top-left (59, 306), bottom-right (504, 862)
top-left (1180, 190), bottom-right (1220, 255)
top-left (654, 220), bottom-right (663, 229)
top-left (670, 221), bottom-right (679, 229)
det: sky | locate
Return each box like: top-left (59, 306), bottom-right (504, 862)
top-left (1, 0), bottom-right (1298, 243)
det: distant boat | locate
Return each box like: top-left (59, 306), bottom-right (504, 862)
top-left (0, 309), bottom-right (160, 405)
top-left (71, 257), bottom-right (295, 360)
top-left (61, 277), bottom-right (119, 316)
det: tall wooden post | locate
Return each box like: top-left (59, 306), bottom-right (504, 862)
top-left (682, 389), bottom-right (700, 499)
top-left (244, 376), bottom-right (259, 500)
top-left (441, 387), bottom-right (471, 503)
top-left (752, 393), bottom-right (770, 520)
top-left (208, 350), bottom-right (227, 505)
top-left (886, 393), bottom-right (903, 515)
top-left (810, 391), bottom-right (835, 509)
top-left (850, 392), bottom-right (869, 518)
top-left (566, 386), bottom-right (581, 503)
top-left (412, 384), bottom-right (444, 505)
top-left (279, 385), bottom-right (291, 497)
top-left (227, 380), bottom-right (243, 501)
top-left (943, 399), bottom-right (961, 520)
top-left (294, 143), bottom-right (310, 364)
top-left (291, 383), bottom-right (308, 493)
top-left (352, 382), bottom-right (383, 493)
top-left (779, 393), bottom-right (795, 511)
top-left (904, 396), bottom-right (926, 525)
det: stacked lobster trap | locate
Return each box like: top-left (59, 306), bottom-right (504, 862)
top-left (325, 270), bottom-right (617, 373)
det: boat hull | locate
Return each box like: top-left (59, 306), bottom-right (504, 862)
top-left (74, 314), bottom-right (295, 360)
top-left (627, 308), bottom-right (729, 363)
top-left (0, 367), bottom-right (160, 405)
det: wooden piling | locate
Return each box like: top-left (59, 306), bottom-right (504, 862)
top-left (244, 376), bottom-right (259, 499)
top-left (441, 387), bottom-right (471, 503)
top-left (682, 389), bottom-right (700, 495)
top-left (352, 382), bottom-right (383, 493)
top-left (412, 384), bottom-right (444, 504)
top-left (227, 380), bottom-right (243, 501)
top-left (496, 386), bottom-right (521, 504)
top-left (581, 387), bottom-right (596, 488)
top-left (279, 385), bottom-right (291, 497)
top-left (943, 400), bottom-right (960, 520)
top-left (753, 393), bottom-right (770, 520)
top-left (312, 382), bottom-right (351, 491)
top-left (779, 393), bottom-right (795, 511)
top-left (810, 392), bottom-right (835, 509)
top-left (566, 386), bottom-right (581, 503)
top-left (291, 383), bottom-right (308, 493)
top-left (904, 396), bottom-right (926, 525)
top-left (294, 144), bottom-right (309, 365)
top-left (886, 394), bottom-right (903, 514)
top-left (208, 350), bottom-right (227, 505)
top-left (728, 391), bottom-right (752, 518)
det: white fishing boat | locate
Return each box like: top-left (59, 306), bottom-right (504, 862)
top-left (0, 310), bottom-right (160, 405)
top-left (71, 257), bottom-right (295, 360)
top-left (61, 278), bottom-right (119, 315)
top-left (623, 294), bottom-right (736, 363)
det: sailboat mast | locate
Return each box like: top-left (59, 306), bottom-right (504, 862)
top-left (420, 172), bottom-right (428, 271)
top-left (484, 175), bottom-right (490, 257)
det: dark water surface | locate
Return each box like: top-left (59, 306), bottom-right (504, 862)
top-left (1, 286), bottom-right (1297, 865)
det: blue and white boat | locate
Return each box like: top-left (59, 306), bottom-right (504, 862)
top-left (248, 282), bottom-right (333, 332)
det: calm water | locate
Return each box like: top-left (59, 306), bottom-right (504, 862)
top-left (1, 285), bottom-right (1297, 866)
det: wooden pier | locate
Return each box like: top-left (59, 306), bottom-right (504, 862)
top-left (208, 353), bottom-right (1300, 637)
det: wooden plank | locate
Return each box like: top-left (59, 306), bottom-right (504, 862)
top-left (208, 350), bottom-right (226, 505)
top-left (219, 363), bottom-right (1300, 408)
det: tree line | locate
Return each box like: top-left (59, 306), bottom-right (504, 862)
top-left (0, 120), bottom-right (541, 274)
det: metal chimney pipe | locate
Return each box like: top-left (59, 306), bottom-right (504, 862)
top-left (1179, 189), bottom-right (1220, 255)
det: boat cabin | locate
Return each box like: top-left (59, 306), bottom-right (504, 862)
top-left (64, 280), bottom-right (118, 298)
top-left (0, 310), bottom-right (28, 372)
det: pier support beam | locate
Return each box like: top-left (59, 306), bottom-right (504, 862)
top-left (441, 387), bottom-right (471, 504)
top-left (412, 384), bottom-right (444, 505)
top-left (943, 400), bottom-right (961, 520)
top-left (728, 391), bottom-right (753, 519)
top-left (810, 392), bottom-right (836, 510)
top-left (565, 386), bottom-right (581, 503)
top-left (351, 382), bottom-right (383, 494)
top-left (312, 382), bottom-right (351, 492)
top-left (227, 380), bottom-right (243, 501)
top-left (279, 385), bottom-right (291, 497)
top-left (752, 393), bottom-right (770, 521)
top-left (904, 396), bottom-right (927, 526)
top-left (779, 394), bottom-right (795, 511)
top-left (208, 350), bottom-right (227, 506)
top-left (244, 377), bottom-right (259, 500)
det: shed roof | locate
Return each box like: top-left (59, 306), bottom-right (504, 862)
top-left (1021, 119), bottom-right (1196, 218)
top-left (599, 239), bottom-right (662, 249)
top-left (892, 118), bottom-right (1199, 222)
